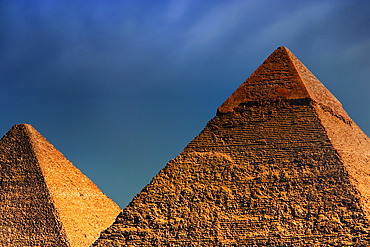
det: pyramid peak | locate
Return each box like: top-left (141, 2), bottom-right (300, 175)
top-left (5, 124), bottom-right (44, 146)
top-left (3, 124), bottom-right (32, 141)
top-left (277, 45), bottom-right (288, 49)
top-left (218, 47), bottom-right (349, 120)
top-left (11, 123), bottom-right (32, 128)
top-left (7, 124), bottom-right (56, 142)
top-left (7, 123), bottom-right (33, 134)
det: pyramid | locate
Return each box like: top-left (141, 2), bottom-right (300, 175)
top-left (0, 124), bottom-right (121, 246)
top-left (93, 47), bottom-right (370, 246)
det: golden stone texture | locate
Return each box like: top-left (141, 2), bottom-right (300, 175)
top-left (0, 124), bottom-right (121, 247)
top-left (93, 47), bottom-right (370, 246)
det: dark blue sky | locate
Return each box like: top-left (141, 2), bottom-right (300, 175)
top-left (1, 0), bottom-right (369, 207)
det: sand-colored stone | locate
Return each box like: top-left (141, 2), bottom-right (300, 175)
top-left (93, 47), bottom-right (370, 246)
top-left (0, 124), bottom-right (121, 246)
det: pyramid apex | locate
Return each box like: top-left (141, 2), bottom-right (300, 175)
top-left (12, 123), bottom-right (31, 127)
top-left (8, 123), bottom-right (34, 132)
top-left (218, 47), bottom-right (349, 120)
top-left (217, 46), bottom-right (308, 114)
top-left (5, 123), bottom-right (31, 137)
top-left (277, 45), bottom-right (287, 49)
top-left (6, 123), bottom-right (42, 143)
top-left (16, 123), bottom-right (35, 129)
top-left (275, 46), bottom-right (289, 52)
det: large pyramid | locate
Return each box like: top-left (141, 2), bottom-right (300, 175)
top-left (93, 47), bottom-right (370, 246)
top-left (0, 124), bottom-right (121, 246)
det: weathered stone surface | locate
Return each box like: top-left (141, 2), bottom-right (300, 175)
top-left (218, 47), bottom-right (349, 120)
top-left (0, 124), bottom-right (121, 247)
top-left (93, 47), bottom-right (370, 246)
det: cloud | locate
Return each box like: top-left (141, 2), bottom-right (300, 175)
top-left (250, 1), bottom-right (337, 48)
top-left (181, 0), bottom-right (254, 51)
top-left (164, 0), bottom-right (193, 23)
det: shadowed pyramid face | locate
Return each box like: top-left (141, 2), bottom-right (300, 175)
top-left (0, 124), bottom-right (121, 247)
top-left (93, 46), bottom-right (370, 246)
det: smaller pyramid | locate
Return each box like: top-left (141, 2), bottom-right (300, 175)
top-left (0, 124), bottom-right (121, 246)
